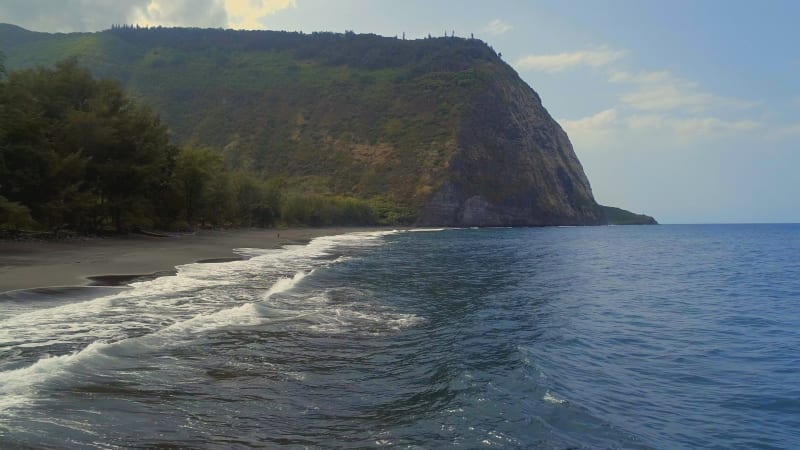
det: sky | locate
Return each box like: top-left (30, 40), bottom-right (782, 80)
top-left (1, 0), bottom-right (798, 223)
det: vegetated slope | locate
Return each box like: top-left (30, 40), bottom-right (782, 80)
top-left (1, 24), bottom-right (606, 226)
top-left (602, 206), bottom-right (658, 225)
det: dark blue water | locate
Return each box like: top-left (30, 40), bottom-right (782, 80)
top-left (1, 225), bottom-right (799, 448)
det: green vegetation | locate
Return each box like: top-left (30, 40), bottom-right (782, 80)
top-left (0, 25), bottom-right (506, 218)
top-left (0, 59), bottom-right (175, 232)
top-left (0, 61), bottom-right (401, 233)
top-left (602, 206), bottom-right (658, 225)
top-left (0, 26), bottom-right (616, 229)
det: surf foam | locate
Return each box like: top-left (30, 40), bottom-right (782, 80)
top-left (0, 230), bottom-right (397, 415)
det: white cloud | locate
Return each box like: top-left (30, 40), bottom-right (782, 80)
top-left (223, 0), bottom-right (296, 29)
top-left (609, 70), bottom-right (673, 84)
top-left (610, 70), bottom-right (756, 113)
top-left (560, 108), bottom-right (761, 151)
top-left (129, 0), bottom-right (294, 29)
top-left (625, 113), bottom-right (667, 130)
top-left (626, 112), bottom-right (761, 138)
top-left (0, 0), bottom-right (153, 32)
top-left (621, 83), bottom-right (713, 112)
top-left (561, 108), bottom-right (618, 130)
top-left (662, 117), bottom-right (760, 138)
top-left (1, 0), bottom-right (295, 31)
top-left (515, 46), bottom-right (625, 73)
top-left (129, 1), bottom-right (223, 28)
top-left (772, 122), bottom-right (800, 139)
top-left (560, 108), bottom-right (620, 149)
top-left (484, 19), bottom-right (513, 35)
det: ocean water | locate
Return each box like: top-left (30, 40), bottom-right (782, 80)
top-left (1, 225), bottom-right (799, 448)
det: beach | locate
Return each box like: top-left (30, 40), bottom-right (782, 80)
top-left (0, 228), bottom-right (375, 293)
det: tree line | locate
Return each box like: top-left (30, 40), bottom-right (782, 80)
top-left (0, 59), bottom-right (393, 234)
top-left (104, 25), bottom-right (498, 73)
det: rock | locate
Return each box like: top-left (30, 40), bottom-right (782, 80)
top-left (417, 64), bottom-right (605, 226)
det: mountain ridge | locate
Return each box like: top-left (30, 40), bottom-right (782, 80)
top-left (2, 24), bottom-right (618, 226)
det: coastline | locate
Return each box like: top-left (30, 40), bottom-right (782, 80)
top-left (0, 227), bottom-right (382, 293)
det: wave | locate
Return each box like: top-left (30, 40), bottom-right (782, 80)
top-left (0, 230), bottom-right (402, 416)
top-left (0, 268), bottom-right (319, 415)
top-left (543, 391), bottom-right (567, 404)
top-left (291, 287), bottom-right (423, 334)
top-left (264, 271), bottom-right (307, 299)
top-left (163, 270), bottom-right (310, 336)
top-left (0, 231), bottom-right (394, 347)
top-left (0, 341), bottom-right (111, 414)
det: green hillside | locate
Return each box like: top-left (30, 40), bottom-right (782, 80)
top-left (1, 25), bottom-right (504, 211)
top-left (602, 206), bottom-right (658, 225)
top-left (2, 24), bottom-right (620, 228)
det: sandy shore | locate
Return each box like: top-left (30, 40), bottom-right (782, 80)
top-left (0, 228), bottom-right (378, 293)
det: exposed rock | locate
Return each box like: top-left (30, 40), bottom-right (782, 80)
top-left (417, 65), bottom-right (606, 226)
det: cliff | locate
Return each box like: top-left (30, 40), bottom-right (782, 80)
top-left (1, 24), bottom-right (606, 226)
top-left (417, 61), bottom-right (604, 226)
top-left (601, 206), bottom-right (658, 225)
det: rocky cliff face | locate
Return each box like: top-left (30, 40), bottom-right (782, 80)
top-left (417, 67), bottom-right (605, 226)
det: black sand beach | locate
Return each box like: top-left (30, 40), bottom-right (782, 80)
top-left (0, 228), bottom-right (377, 293)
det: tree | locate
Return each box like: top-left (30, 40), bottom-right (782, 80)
top-left (174, 145), bottom-right (226, 225)
top-left (232, 172), bottom-right (282, 227)
top-left (0, 59), bottom-right (177, 232)
top-left (0, 195), bottom-right (35, 230)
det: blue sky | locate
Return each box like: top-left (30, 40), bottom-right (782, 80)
top-left (2, 0), bottom-right (798, 223)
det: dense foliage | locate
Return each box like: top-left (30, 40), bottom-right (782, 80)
top-left (0, 59), bottom-right (173, 231)
top-left (0, 24), bottom-right (504, 216)
top-left (0, 60), bottom-right (399, 232)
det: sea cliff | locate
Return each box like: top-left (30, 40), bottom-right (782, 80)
top-left (1, 24), bottom-right (607, 226)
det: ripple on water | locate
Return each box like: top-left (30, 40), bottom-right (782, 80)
top-left (1, 226), bottom-right (799, 448)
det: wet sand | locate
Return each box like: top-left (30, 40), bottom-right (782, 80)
top-left (0, 228), bottom-right (378, 293)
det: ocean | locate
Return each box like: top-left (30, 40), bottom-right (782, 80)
top-left (1, 225), bottom-right (798, 448)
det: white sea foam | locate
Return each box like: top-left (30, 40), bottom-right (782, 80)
top-left (0, 230), bottom-right (396, 415)
top-left (232, 247), bottom-right (281, 257)
top-left (543, 391), bottom-right (567, 404)
top-left (0, 341), bottom-right (111, 414)
top-left (263, 271), bottom-right (308, 299)
top-left (0, 276), bottom-right (300, 414)
top-left (163, 270), bottom-right (309, 336)
top-left (303, 288), bottom-right (423, 334)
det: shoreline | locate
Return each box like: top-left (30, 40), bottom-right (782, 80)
top-left (0, 227), bottom-right (384, 294)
